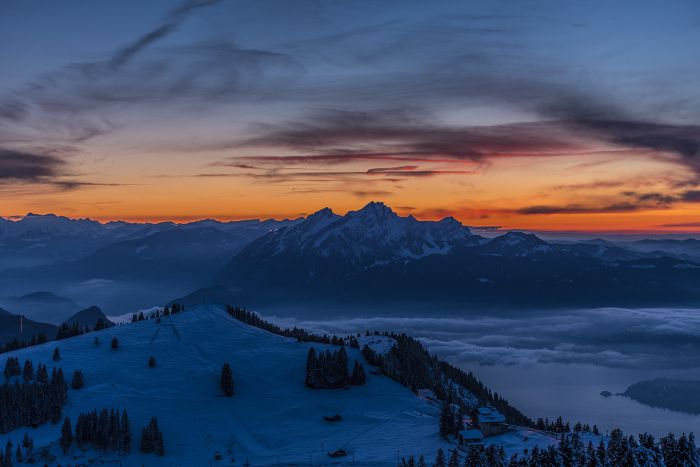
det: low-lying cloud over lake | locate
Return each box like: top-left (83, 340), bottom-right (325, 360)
top-left (267, 307), bottom-right (700, 370)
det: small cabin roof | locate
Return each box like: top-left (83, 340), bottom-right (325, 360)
top-left (476, 407), bottom-right (506, 423)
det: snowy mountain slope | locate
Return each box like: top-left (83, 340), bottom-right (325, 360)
top-left (0, 305), bottom-right (554, 465)
top-left (0, 305), bottom-right (445, 465)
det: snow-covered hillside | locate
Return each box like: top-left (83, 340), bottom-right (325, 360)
top-left (0, 305), bottom-right (556, 466)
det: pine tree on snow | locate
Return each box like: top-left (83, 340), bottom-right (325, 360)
top-left (351, 360), bottom-right (366, 385)
top-left (72, 369), bottom-right (85, 389)
top-left (220, 363), bottom-right (235, 396)
top-left (447, 449), bottom-right (459, 467)
top-left (120, 410), bottom-right (131, 454)
top-left (22, 360), bottom-right (33, 382)
top-left (434, 448), bottom-right (446, 467)
top-left (60, 417), bottom-right (72, 453)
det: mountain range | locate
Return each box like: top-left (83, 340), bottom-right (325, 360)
top-left (2, 202), bottom-right (700, 316)
top-left (214, 202), bottom-right (700, 308)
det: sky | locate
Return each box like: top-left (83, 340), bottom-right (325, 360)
top-left (1, 0), bottom-right (700, 232)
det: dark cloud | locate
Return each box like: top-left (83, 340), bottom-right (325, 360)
top-left (516, 204), bottom-right (640, 215)
top-left (517, 190), bottom-right (700, 215)
top-left (231, 109), bottom-right (582, 165)
top-left (564, 120), bottom-right (700, 176)
top-left (471, 225), bottom-right (505, 232)
top-left (196, 164), bottom-right (472, 183)
top-left (351, 190), bottom-right (394, 199)
top-left (50, 181), bottom-right (126, 191)
top-left (658, 221), bottom-right (700, 228)
top-left (0, 148), bottom-right (66, 181)
top-left (682, 190), bottom-right (700, 202)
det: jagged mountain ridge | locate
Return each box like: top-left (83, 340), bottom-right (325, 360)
top-left (215, 202), bottom-right (700, 308)
top-left (217, 202), bottom-right (481, 283)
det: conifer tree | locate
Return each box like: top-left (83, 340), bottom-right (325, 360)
top-left (434, 448), bottom-right (446, 467)
top-left (72, 369), bottom-right (85, 389)
top-left (120, 410), bottom-right (131, 454)
top-left (220, 363), bottom-right (234, 396)
top-left (22, 360), bottom-right (33, 382)
top-left (36, 364), bottom-right (48, 384)
top-left (148, 356), bottom-right (157, 368)
top-left (351, 360), bottom-right (366, 385)
top-left (439, 404), bottom-right (453, 438)
top-left (305, 348), bottom-right (317, 387)
top-left (448, 449), bottom-right (459, 467)
top-left (111, 337), bottom-right (119, 350)
top-left (3, 357), bottom-right (20, 379)
top-left (60, 417), bottom-right (73, 453)
top-left (3, 440), bottom-right (12, 467)
top-left (21, 434), bottom-right (32, 458)
top-left (52, 348), bottom-right (61, 361)
top-left (140, 417), bottom-right (164, 456)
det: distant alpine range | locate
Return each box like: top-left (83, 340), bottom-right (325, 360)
top-left (2, 202), bottom-right (700, 319)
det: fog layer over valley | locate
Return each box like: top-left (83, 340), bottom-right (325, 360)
top-left (264, 306), bottom-right (700, 436)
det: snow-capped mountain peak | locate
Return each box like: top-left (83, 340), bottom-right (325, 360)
top-left (348, 201), bottom-right (399, 221)
top-left (225, 201), bottom-right (479, 272)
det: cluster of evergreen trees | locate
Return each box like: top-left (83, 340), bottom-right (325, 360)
top-left (305, 347), bottom-right (366, 389)
top-left (0, 333), bottom-right (48, 355)
top-left (534, 416), bottom-right (599, 435)
top-left (400, 446), bottom-right (507, 467)
top-left (0, 434), bottom-right (39, 466)
top-left (439, 403), bottom-right (464, 438)
top-left (140, 417), bottom-right (164, 456)
top-left (361, 334), bottom-right (531, 427)
top-left (55, 322), bottom-right (87, 340)
top-left (409, 430), bottom-right (700, 466)
top-left (0, 358), bottom-right (68, 433)
top-left (410, 430), bottom-right (700, 467)
top-left (131, 303), bottom-right (184, 323)
top-left (0, 439), bottom-right (16, 467)
top-left (506, 430), bottom-right (700, 466)
top-left (55, 318), bottom-right (111, 341)
top-left (227, 306), bottom-right (350, 345)
top-left (69, 408), bottom-right (131, 454)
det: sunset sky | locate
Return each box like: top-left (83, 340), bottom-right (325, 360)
top-left (2, 0), bottom-right (700, 232)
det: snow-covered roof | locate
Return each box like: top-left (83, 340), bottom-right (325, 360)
top-left (477, 407), bottom-right (506, 423)
top-left (459, 429), bottom-right (484, 440)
